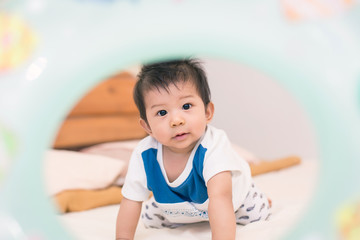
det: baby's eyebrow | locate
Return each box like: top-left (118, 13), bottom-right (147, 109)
top-left (150, 103), bottom-right (165, 109)
top-left (149, 95), bottom-right (195, 109)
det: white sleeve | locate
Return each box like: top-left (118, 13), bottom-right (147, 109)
top-left (121, 148), bottom-right (150, 202)
top-left (202, 128), bottom-right (251, 186)
top-left (202, 127), bottom-right (252, 209)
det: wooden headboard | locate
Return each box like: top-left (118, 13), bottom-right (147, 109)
top-left (53, 72), bottom-right (147, 149)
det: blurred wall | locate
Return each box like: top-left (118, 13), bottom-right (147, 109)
top-left (203, 58), bottom-right (318, 160)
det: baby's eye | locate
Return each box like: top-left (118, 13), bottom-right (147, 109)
top-left (157, 110), bottom-right (167, 116)
top-left (182, 103), bottom-right (192, 110)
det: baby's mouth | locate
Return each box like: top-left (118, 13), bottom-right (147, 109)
top-left (174, 132), bottom-right (188, 139)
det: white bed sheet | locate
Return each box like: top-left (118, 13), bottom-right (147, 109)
top-left (59, 160), bottom-right (318, 240)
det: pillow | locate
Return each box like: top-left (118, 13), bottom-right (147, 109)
top-left (79, 139), bottom-right (139, 162)
top-left (80, 140), bottom-right (140, 185)
top-left (44, 149), bottom-right (126, 196)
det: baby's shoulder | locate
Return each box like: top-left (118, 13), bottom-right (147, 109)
top-left (133, 135), bottom-right (159, 153)
top-left (202, 125), bottom-right (230, 147)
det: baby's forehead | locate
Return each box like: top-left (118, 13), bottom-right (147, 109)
top-left (145, 79), bottom-right (197, 95)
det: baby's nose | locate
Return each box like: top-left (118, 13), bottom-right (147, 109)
top-left (170, 115), bottom-right (185, 127)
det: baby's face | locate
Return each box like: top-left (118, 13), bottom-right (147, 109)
top-left (141, 81), bottom-right (213, 154)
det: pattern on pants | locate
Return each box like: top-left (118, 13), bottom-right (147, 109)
top-left (141, 199), bottom-right (184, 229)
top-left (235, 183), bottom-right (271, 225)
top-left (141, 183), bottom-right (271, 229)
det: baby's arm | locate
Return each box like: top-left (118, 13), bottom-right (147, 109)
top-left (116, 197), bottom-right (142, 240)
top-left (207, 171), bottom-right (236, 240)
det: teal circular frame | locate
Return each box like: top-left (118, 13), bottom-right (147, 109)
top-left (1, 1), bottom-right (360, 240)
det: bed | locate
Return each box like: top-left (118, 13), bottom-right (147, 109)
top-left (46, 70), bottom-right (318, 240)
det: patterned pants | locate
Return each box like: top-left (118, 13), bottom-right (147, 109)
top-left (141, 182), bottom-right (271, 229)
top-left (235, 182), bottom-right (271, 225)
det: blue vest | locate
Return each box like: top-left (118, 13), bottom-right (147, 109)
top-left (142, 145), bottom-right (208, 204)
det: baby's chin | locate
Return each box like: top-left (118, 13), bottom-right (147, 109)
top-left (163, 142), bottom-right (198, 154)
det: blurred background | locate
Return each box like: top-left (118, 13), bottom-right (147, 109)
top-left (203, 58), bottom-right (318, 160)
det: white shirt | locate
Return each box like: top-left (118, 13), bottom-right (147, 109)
top-left (122, 125), bottom-right (252, 223)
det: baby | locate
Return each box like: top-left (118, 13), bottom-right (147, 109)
top-left (116, 59), bottom-right (271, 240)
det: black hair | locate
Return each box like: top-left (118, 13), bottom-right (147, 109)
top-left (133, 58), bottom-right (211, 123)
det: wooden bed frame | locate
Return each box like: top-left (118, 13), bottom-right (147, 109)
top-left (53, 71), bottom-right (147, 149)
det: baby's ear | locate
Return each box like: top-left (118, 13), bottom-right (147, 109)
top-left (205, 102), bottom-right (214, 123)
top-left (139, 118), bottom-right (152, 135)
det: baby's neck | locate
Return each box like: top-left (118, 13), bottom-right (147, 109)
top-left (162, 146), bottom-right (193, 183)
